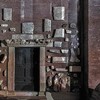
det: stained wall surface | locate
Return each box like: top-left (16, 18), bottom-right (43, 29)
top-left (89, 0), bottom-right (100, 89)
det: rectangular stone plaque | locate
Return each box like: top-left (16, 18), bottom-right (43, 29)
top-left (12, 34), bottom-right (33, 40)
top-left (69, 66), bottom-right (81, 72)
top-left (3, 8), bottom-right (12, 21)
top-left (22, 22), bottom-right (34, 34)
top-left (52, 57), bottom-right (67, 63)
top-left (54, 28), bottom-right (65, 38)
top-left (53, 7), bottom-right (65, 20)
top-left (33, 34), bottom-right (44, 39)
top-left (61, 49), bottom-right (69, 54)
top-left (54, 41), bottom-right (62, 47)
top-left (44, 19), bottom-right (51, 32)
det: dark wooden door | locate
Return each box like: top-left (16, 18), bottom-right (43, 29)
top-left (15, 47), bottom-right (34, 91)
top-left (15, 47), bottom-right (40, 91)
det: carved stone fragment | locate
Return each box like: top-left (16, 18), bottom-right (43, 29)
top-left (70, 48), bottom-right (80, 62)
top-left (49, 49), bottom-right (60, 53)
top-left (9, 28), bottom-right (16, 32)
top-left (47, 41), bottom-right (53, 47)
top-left (46, 67), bottom-right (51, 72)
top-left (65, 37), bottom-right (69, 42)
top-left (52, 57), bottom-right (67, 63)
top-left (54, 28), bottom-right (65, 38)
top-left (22, 22), bottom-right (34, 34)
top-left (47, 34), bottom-right (51, 38)
top-left (66, 30), bottom-right (72, 34)
top-left (12, 34), bottom-right (33, 40)
top-left (54, 41), bottom-right (62, 47)
top-left (61, 49), bottom-right (69, 54)
top-left (3, 8), bottom-right (12, 21)
top-left (52, 73), bottom-right (70, 92)
top-left (0, 80), bottom-right (3, 85)
top-left (69, 66), bottom-right (81, 72)
top-left (71, 35), bottom-right (79, 49)
top-left (1, 24), bottom-right (8, 27)
top-left (1, 30), bottom-right (7, 33)
top-left (53, 74), bottom-right (60, 91)
top-left (0, 54), bottom-right (7, 63)
top-left (44, 19), bottom-right (51, 32)
top-left (33, 34), bottom-right (44, 40)
top-left (53, 7), bottom-right (65, 20)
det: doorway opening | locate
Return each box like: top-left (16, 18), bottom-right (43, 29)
top-left (15, 47), bottom-right (40, 92)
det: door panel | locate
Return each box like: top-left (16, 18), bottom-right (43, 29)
top-left (15, 48), bottom-right (34, 91)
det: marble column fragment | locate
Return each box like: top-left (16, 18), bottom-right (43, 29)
top-left (22, 22), bottom-right (34, 34)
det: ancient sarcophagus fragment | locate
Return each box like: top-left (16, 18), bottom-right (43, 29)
top-left (12, 34), bottom-right (34, 40)
top-left (70, 48), bottom-right (80, 62)
top-left (54, 41), bottom-right (62, 47)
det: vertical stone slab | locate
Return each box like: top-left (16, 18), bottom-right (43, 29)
top-left (40, 47), bottom-right (46, 92)
top-left (8, 47), bottom-right (15, 91)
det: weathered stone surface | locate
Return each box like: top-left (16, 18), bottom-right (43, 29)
top-left (1, 30), bottom-right (7, 33)
top-left (69, 66), bottom-right (81, 72)
top-left (33, 34), bottom-right (44, 40)
top-left (55, 68), bottom-right (67, 72)
top-left (54, 41), bottom-right (62, 47)
top-left (88, 0), bottom-right (100, 89)
top-left (12, 34), bottom-right (33, 40)
top-left (52, 57), bottom-right (67, 63)
top-left (54, 28), bottom-right (65, 38)
top-left (22, 22), bottom-right (34, 34)
top-left (47, 41), bottom-right (53, 47)
top-left (70, 48), bottom-right (80, 62)
top-left (1, 24), bottom-right (8, 27)
top-left (61, 49), bottom-right (69, 54)
top-left (9, 28), bottom-right (16, 32)
top-left (53, 7), bottom-right (65, 20)
top-left (49, 50), bottom-right (60, 53)
top-left (44, 19), bottom-right (51, 32)
top-left (3, 8), bottom-right (12, 21)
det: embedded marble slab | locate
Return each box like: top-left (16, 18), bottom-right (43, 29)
top-left (3, 8), bottom-right (12, 21)
top-left (53, 7), bottom-right (65, 20)
top-left (54, 28), bottom-right (65, 38)
top-left (69, 66), bottom-right (81, 72)
top-left (22, 22), bottom-right (34, 34)
top-left (52, 57), bottom-right (67, 63)
top-left (44, 19), bottom-right (51, 32)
